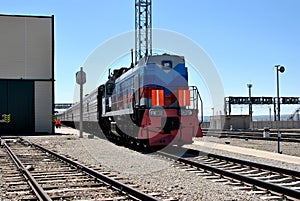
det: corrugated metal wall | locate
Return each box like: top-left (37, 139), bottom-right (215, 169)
top-left (0, 15), bottom-right (52, 79)
top-left (0, 15), bottom-right (54, 134)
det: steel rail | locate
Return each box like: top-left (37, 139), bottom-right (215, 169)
top-left (20, 139), bottom-right (159, 201)
top-left (3, 141), bottom-right (52, 201)
top-left (184, 148), bottom-right (300, 177)
top-left (158, 150), bottom-right (300, 200)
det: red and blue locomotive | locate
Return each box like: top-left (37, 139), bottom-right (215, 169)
top-left (58, 54), bottom-right (203, 147)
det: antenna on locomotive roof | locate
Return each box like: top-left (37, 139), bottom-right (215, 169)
top-left (108, 68), bottom-right (111, 79)
top-left (130, 49), bottom-right (134, 68)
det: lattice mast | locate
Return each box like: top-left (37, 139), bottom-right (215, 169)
top-left (135, 0), bottom-right (152, 63)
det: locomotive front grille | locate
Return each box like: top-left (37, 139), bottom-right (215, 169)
top-left (161, 117), bottom-right (180, 134)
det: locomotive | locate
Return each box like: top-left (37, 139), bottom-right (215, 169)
top-left (57, 54), bottom-right (203, 147)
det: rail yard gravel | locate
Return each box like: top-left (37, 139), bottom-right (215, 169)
top-left (198, 135), bottom-right (300, 157)
top-left (190, 136), bottom-right (300, 171)
top-left (10, 129), bottom-right (291, 200)
top-left (22, 134), bottom-right (261, 200)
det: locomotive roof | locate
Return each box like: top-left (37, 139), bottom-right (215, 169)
top-left (114, 54), bottom-right (185, 83)
top-left (137, 54), bottom-right (185, 67)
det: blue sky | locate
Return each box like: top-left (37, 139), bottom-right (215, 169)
top-left (1, 0), bottom-right (300, 116)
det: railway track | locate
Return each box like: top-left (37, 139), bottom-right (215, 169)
top-left (156, 146), bottom-right (300, 201)
top-left (0, 137), bottom-right (172, 201)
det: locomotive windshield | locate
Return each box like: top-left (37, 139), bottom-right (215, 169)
top-left (162, 60), bottom-right (172, 70)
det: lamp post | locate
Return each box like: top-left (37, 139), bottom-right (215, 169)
top-left (275, 64), bottom-right (285, 154)
top-left (247, 84), bottom-right (253, 127)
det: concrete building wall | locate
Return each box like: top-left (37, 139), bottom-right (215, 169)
top-left (209, 115), bottom-right (250, 130)
top-left (35, 81), bottom-right (53, 133)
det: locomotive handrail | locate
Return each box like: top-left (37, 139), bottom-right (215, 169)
top-left (188, 86), bottom-right (203, 124)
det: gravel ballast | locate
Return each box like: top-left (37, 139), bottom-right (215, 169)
top-left (1, 127), bottom-right (298, 200)
top-left (189, 136), bottom-right (300, 171)
top-left (22, 131), bottom-right (292, 200)
top-left (26, 135), bottom-right (262, 200)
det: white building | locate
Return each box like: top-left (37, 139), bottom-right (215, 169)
top-left (0, 14), bottom-right (54, 134)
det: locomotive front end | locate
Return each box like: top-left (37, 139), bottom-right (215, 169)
top-left (134, 55), bottom-right (203, 147)
top-left (138, 86), bottom-right (202, 147)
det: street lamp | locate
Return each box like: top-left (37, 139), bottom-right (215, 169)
top-left (275, 65), bottom-right (285, 121)
top-left (275, 64), bottom-right (285, 154)
top-left (247, 83), bottom-right (253, 126)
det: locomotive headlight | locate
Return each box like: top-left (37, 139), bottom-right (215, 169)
top-left (180, 109), bottom-right (193, 116)
top-left (149, 109), bottom-right (164, 117)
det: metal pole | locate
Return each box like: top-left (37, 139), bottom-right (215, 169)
top-left (79, 67), bottom-right (83, 138)
top-left (275, 65), bottom-right (284, 154)
top-left (274, 98), bottom-right (277, 121)
top-left (247, 84), bottom-right (252, 126)
top-left (276, 67), bottom-right (280, 121)
top-left (276, 67), bottom-right (280, 153)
